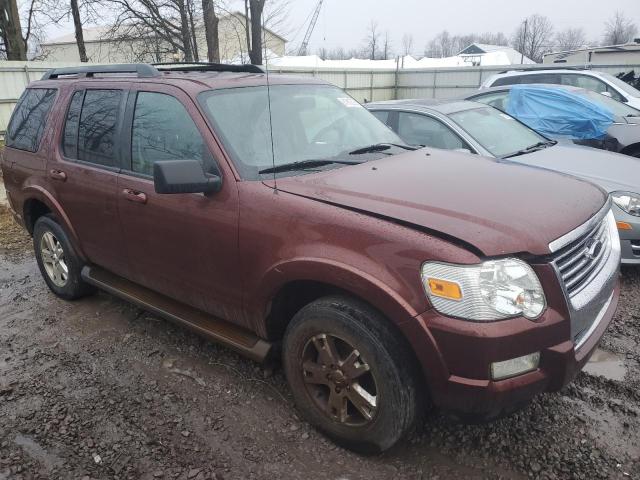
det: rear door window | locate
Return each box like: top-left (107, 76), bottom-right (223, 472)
top-left (492, 76), bottom-right (522, 86)
top-left (559, 74), bottom-right (624, 102)
top-left (370, 110), bottom-right (390, 125)
top-left (472, 92), bottom-right (511, 112)
top-left (6, 88), bottom-right (57, 152)
top-left (130, 91), bottom-right (216, 176)
top-left (78, 90), bottom-right (123, 167)
top-left (397, 112), bottom-right (469, 150)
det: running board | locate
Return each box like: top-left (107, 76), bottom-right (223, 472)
top-left (81, 266), bottom-right (272, 363)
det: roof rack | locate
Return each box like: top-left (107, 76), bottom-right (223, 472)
top-left (41, 63), bottom-right (160, 80)
top-left (497, 65), bottom-right (592, 74)
top-left (152, 62), bottom-right (264, 74)
top-left (40, 62), bottom-right (264, 81)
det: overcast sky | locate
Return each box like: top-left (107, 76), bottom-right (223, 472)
top-left (283, 0), bottom-right (639, 55)
top-left (45, 0), bottom-right (639, 55)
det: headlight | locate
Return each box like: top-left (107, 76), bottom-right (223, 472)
top-left (612, 192), bottom-right (640, 216)
top-left (421, 258), bottom-right (546, 321)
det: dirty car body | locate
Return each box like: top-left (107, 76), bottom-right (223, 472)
top-left (0, 64), bottom-right (621, 452)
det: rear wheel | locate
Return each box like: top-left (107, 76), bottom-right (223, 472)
top-left (33, 215), bottom-right (94, 300)
top-left (283, 295), bottom-right (423, 453)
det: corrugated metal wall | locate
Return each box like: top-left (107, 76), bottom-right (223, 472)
top-left (271, 63), bottom-right (640, 103)
top-left (1, 61), bottom-right (639, 134)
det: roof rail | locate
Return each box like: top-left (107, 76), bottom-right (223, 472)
top-left (497, 65), bottom-right (592, 74)
top-left (153, 62), bottom-right (264, 74)
top-left (41, 64), bottom-right (160, 80)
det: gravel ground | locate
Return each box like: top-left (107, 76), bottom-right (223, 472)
top-left (0, 207), bottom-right (639, 480)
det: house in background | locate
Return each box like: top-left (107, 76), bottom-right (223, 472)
top-left (543, 40), bottom-right (640, 65)
top-left (457, 43), bottom-right (535, 66)
top-left (40, 12), bottom-right (287, 64)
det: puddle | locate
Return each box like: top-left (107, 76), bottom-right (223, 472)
top-left (583, 349), bottom-right (627, 381)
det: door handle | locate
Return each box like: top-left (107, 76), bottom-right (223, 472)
top-left (121, 188), bottom-right (147, 204)
top-left (49, 169), bottom-right (67, 181)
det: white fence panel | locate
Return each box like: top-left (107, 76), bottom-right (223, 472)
top-left (2, 61), bottom-right (639, 134)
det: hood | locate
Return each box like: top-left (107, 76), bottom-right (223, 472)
top-left (276, 149), bottom-right (607, 257)
top-left (520, 144), bottom-right (640, 193)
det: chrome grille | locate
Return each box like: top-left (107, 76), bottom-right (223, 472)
top-left (632, 240), bottom-right (640, 257)
top-left (552, 216), bottom-right (611, 296)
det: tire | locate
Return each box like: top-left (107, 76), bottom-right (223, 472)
top-left (33, 215), bottom-right (94, 300)
top-left (283, 295), bottom-right (423, 454)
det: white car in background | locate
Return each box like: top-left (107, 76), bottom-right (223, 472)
top-left (481, 69), bottom-right (640, 110)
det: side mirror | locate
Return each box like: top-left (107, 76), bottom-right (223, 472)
top-left (601, 91), bottom-right (613, 98)
top-left (153, 160), bottom-right (222, 195)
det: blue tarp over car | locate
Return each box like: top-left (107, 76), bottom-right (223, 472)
top-left (506, 85), bottom-right (615, 140)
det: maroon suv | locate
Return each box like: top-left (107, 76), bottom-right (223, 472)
top-left (1, 64), bottom-right (621, 453)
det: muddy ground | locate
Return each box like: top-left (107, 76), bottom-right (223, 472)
top-left (0, 207), bottom-right (639, 480)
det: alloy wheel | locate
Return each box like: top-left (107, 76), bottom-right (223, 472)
top-left (40, 231), bottom-right (69, 287)
top-left (301, 333), bottom-right (378, 426)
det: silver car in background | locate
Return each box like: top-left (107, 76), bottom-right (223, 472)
top-left (366, 99), bottom-right (640, 264)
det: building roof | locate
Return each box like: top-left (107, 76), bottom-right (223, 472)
top-left (458, 43), bottom-right (534, 65)
top-left (43, 12), bottom-right (287, 46)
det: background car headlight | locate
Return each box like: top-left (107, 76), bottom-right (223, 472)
top-left (421, 258), bottom-right (546, 321)
top-left (612, 192), bottom-right (640, 217)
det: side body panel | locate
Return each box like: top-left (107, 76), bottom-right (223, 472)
top-left (116, 82), bottom-right (244, 325)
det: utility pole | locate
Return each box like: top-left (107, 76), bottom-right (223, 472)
top-left (520, 19), bottom-right (528, 64)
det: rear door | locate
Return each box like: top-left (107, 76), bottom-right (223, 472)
top-left (116, 83), bottom-right (243, 324)
top-left (48, 83), bottom-right (131, 278)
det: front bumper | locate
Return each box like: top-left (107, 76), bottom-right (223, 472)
top-left (614, 207), bottom-right (640, 265)
top-left (420, 283), bottom-right (619, 420)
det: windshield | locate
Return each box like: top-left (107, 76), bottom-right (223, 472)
top-left (579, 89), bottom-right (640, 117)
top-left (449, 106), bottom-right (547, 157)
top-left (600, 72), bottom-right (640, 99)
top-left (199, 84), bottom-right (402, 179)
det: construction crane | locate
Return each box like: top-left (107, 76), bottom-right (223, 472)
top-left (298, 0), bottom-right (324, 56)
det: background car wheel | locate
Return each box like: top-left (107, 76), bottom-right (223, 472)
top-left (33, 215), bottom-right (94, 300)
top-left (283, 295), bottom-right (424, 454)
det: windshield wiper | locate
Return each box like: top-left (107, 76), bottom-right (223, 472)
top-left (502, 140), bottom-right (557, 159)
top-left (349, 143), bottom-right (418, 155)
top-left (258, 159), bottom-right (363, 175)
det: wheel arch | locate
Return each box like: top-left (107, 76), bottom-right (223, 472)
top-left (21, 185), bottom-right (87, 260)
top-left (620, 142), bottom-right (640, 157)
top-left (260, 258), bottom-right (423, 341)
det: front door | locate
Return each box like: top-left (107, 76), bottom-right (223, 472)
top-left (116, 84), bottom-right (244, 325)
top-left (48, 84), bottom-right (131, 278)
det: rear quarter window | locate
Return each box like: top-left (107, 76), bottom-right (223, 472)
top-left (6, 88), bottom-right (57, 152)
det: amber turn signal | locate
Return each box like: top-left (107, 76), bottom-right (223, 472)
top-left (427, 278), bottom-right (463, 301)
top-left (617, 221), bottom-right (632, 231)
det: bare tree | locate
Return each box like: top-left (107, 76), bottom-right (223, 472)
top-left (555, 27), bottom-right (585, 52)
top-left (103, 0), bottom-right (202, 62)
top-left (603, 11), bottom-right (637, 45)
top-left (512, 14), bottom-right (554, 63)
top-left (0, 0), bottom-right (29, 59)
top-left (423, 30), bottom-right (509, 58)
top-left (381, 30), bottom-right (391, 60)
top-left (247, 0), bottom-right (265, 64)
top-left (202, 0), bottom-right (219, 61)
top-left (401, 33), bottom-right (413, 56)
top-left (363, 20), bottom-right (380, 60)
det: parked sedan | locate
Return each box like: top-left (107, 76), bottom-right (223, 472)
top-left (464, 84), bottom-right (640, 158)
top-left (366, 99), bottom-right (640, 264)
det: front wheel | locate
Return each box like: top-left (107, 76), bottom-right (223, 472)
top-left (33, 215), bottom-right (94, 300)
top-left (283, 295), bottom-right (423, 453)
